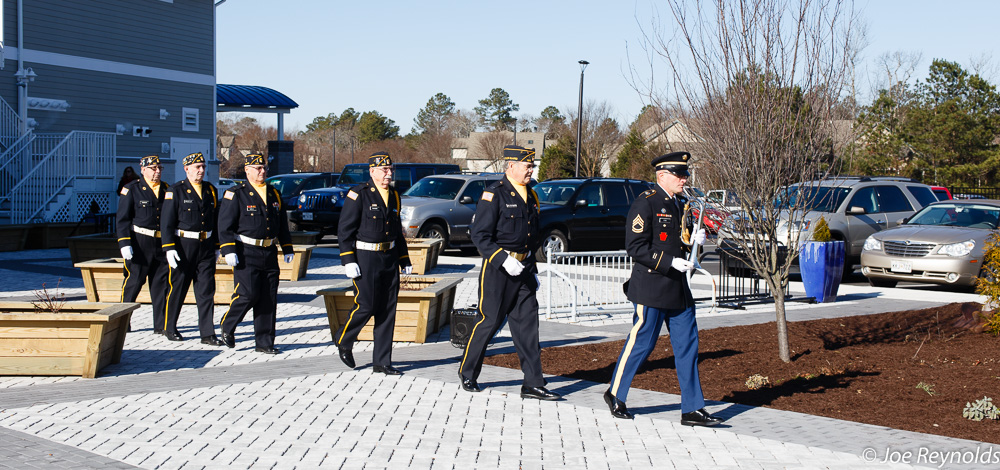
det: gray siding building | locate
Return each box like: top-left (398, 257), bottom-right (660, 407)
top-left (0, 0), bottom-right (216, 222)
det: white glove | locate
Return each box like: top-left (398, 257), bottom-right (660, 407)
top-left (284, 254), bottom-right (294, 263)
top-left (225, 253), bottom-right (239, 267)
top-left (692, 228), bottom-right (707, 246)
top-left (120, 246), bottom-right (133, 260)
top-left (166, 250), bottom-right (181, 269)
top-left (502, 256), bottom-right (524, 276)
top-left (402, 265), bottom-right (412, 275)
top-left (345, 262), bottom-right (361, 279)
top-left (670, 257), bottom-right (695, 273)
top-left (534, 273), bottom-right (540, 291)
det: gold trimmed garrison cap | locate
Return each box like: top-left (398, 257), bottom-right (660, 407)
top-left (652, 151), bottom-right (691, 177)
top-left (244, 153), bottom-right (266, 166)
top-left (502, 145), bottom-right (535, 163)
top-left (368, 151), bottom-right (393, 167)
top-left (182, 152), bottom-right (205, 166)
top-left (140, 155), bottom-right (161, 167)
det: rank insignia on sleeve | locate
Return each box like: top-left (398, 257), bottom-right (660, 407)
top-left (120, 187), bottom-right (129, 196)
top-left (165, 192), bottom-right (173, 199)
top-left (632, 214), bottom-right (645, 233)
top-left (482, 191), bottom-right (494, 202)
top-left (347, 190), bottom-right (358, 200)
top-left (223, 191), bottom-right (234, 200)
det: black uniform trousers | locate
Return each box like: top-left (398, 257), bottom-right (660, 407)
top-left (121, 232), bottom-right (167, 330)
top-left (459, 259), bottom-right (544, 387)
top-left (336, 249), bottom-right (399, 367)
top-left (165, 237), bottom-right (217, 338)
top-left (220, 244), bottom-right (279, 349)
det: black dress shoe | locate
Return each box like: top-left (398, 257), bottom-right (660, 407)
top-left (221, 332), bottom-right (236, 348)
top-left (200, 335), bottom-right (226, 346)
top-left (680, 408), bottom-right (724, 427)
top-left (254, 346), bottom-right (280, 354)
top-left (520, 386), bottom-right (561, 401)
top-left (373, 365), bottom-right (402, 375)
top-left (459, 372), bottom-right (481, 392)
top-left (338, 346), bottom-right (356, 368)
top-left (604, 390), bottom-right (634, 419)
top-left (164, 330), bottom-right (184, 341)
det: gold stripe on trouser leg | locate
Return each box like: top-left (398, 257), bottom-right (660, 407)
top-left (164, 265), bottom-right (175, 331)
top-left (611, 303), bottom-right (646, 396)
top-left (338, 279), bottom-right (362, 344)
top-left (120, 262), bottom-right (131, 303)
top-left (459, 259), bottom-right (490, 376)
top-left (219, 282), bottom-right (240, 327)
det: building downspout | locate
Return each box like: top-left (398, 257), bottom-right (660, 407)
top-left (17, 0), bottom-right (25, 135)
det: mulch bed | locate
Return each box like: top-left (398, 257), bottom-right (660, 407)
top-left (484, 302), bottom-right (1000, 443)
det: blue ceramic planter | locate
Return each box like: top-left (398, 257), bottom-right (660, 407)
top-left (799, 240), bottom-right (845, 303)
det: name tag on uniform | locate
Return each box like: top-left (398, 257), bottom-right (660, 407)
top-left (658, 217), bottom-right (670, 224)
top-left (139, 200), bottom-right (150, 207)
top-left (183, 199), bottom-right (194, 204)
top-left (246, 205), bottom-right (258, 212)
top-left (370, 204), bottom-right (379, 211)
top-left (506, 204), bottom-right (518, 208)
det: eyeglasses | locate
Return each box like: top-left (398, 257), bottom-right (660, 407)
top-left (146, 166), bottom-right (163, 171)
top-left (373, 167), bottom-right (394, 173)
top-left (247, 165), bottom-right (268, 172)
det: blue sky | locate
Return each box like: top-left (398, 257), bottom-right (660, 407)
top-left (216, 1), bottom-right (998, 135)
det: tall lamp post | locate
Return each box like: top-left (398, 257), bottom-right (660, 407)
top-left (575, 60), bottom-right (589, 177)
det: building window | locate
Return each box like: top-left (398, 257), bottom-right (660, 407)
top-left (182, 108), bottom-right (199, 132)
top-left (527, 140), bottom-right (534, 144)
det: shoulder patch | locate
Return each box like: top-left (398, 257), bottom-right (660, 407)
top-left (642, 189), bottom-right (656, 198)
top-left (223, 191), bottom-right (234, 200)
top-left (481, 191), bottom-right (494, 202)
top-left (347, 190), bottom-right (358, 200)
top-left (120, 187), bottom-right (129, 196)
top-left (165, 192), bottom-right (173, 199)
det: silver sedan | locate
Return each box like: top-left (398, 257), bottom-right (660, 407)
top-left (861, 200), bottom-right (1000, 288)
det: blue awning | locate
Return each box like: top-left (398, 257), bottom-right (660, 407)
top-left (217, 84), bottom-right (298, 111)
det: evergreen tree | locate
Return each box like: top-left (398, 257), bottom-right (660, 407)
top-left (610, 129), bottom-right (654, 180)
top-left (357, 111), bottom-right (400, 145)
top-left (537, 134), bottom-right (575, 181)
top-left (413, 93), bottom-right (456, 136)
top-left (474, 88), bottom-right (520, 131)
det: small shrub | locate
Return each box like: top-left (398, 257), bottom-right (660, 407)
top-left (745, 373), bottom-right (770, 390)
top-left (915, 382), bottom-right (936, 396)
top-left (981, 310), bottom-right (1000, 337)
top-left (811, 216), bottom-right (832, 242)
top-left (32, 279), bottom-right (66, 313)
top-left (962, 396), bottom-right (1000, 421)
top-left (976, 232), bottom-right (1000, 314)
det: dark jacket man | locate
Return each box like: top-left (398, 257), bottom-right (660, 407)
top-left (117, 155), bottom-right (168, 333)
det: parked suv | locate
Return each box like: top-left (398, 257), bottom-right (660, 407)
top-left (400, 173), bottom-right (505, 250)
top-left (718, 176), bottom-right (938, 275)
top-left (290, 162), bottom-right (461, 234)
top-left (533, 177), bottom-right (652, 260)
top-left (266, 172), bottom-right (339, 209)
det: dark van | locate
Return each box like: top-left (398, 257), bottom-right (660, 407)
top-left (290, 162), bottom-right (460, 234)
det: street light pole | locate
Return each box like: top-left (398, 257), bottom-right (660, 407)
top-left (575, 60), bottom-right (588, 177)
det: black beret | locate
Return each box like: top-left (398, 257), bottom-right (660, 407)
top-left (652, 151), bottom-right (691, 176)
top-left (140, 155), bottom-right (161, 167)
top-left (502, 145), bottom-right (535, 163)
top-left (369, 151), bottom-right (393, 167)
top-left (244, 153), bottom-right (266, 166)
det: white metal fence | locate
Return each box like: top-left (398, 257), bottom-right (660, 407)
top-left (539, 250), bottom-right (634, 321)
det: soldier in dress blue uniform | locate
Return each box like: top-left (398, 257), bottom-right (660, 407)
top-left (217, 154), bottom-right (294, 354)
top-left (117, 155), bottom-right (169, 334)
top-left (458, 145), bottom-right (561, 401)
top-left (160, 152), bottom-right (225, 346)
top-left (603, 151), bottom-right (723, 426)
top-left (334, 151), bottom-right (412, 375)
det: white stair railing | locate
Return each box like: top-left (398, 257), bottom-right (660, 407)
top-left (8, 131), bottom-right (116, 223)
top-left (0, 95), bottom-right (24, 151)
top-left (0, 130), bottom-right (35, 206)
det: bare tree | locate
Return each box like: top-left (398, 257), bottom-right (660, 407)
top-left (475, 130), bottom-right (511, 172)
top-left (567, 100), bottom-right (624, 176)
top-left (644, 0), bottom-right (863, 362)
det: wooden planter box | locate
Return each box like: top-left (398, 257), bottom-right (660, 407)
top-left (0, 224), bottom-right (30, 252)
top-left (25, 223), bottom-right (103, 250)
top-left (76, 258), bottom-right (236, 304)
top-left (0, 301), bottom-right (139, 378)
top-left (317, 275), bottom-right (462, 343)
top-left (70, 234), bottom-right (316, 281)
top-left (67, 233), bottom-right (119, 264)
top-left (289, 231), bottom-right (321, 245)
top-left (407, 238), bottom-right (444, 275)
